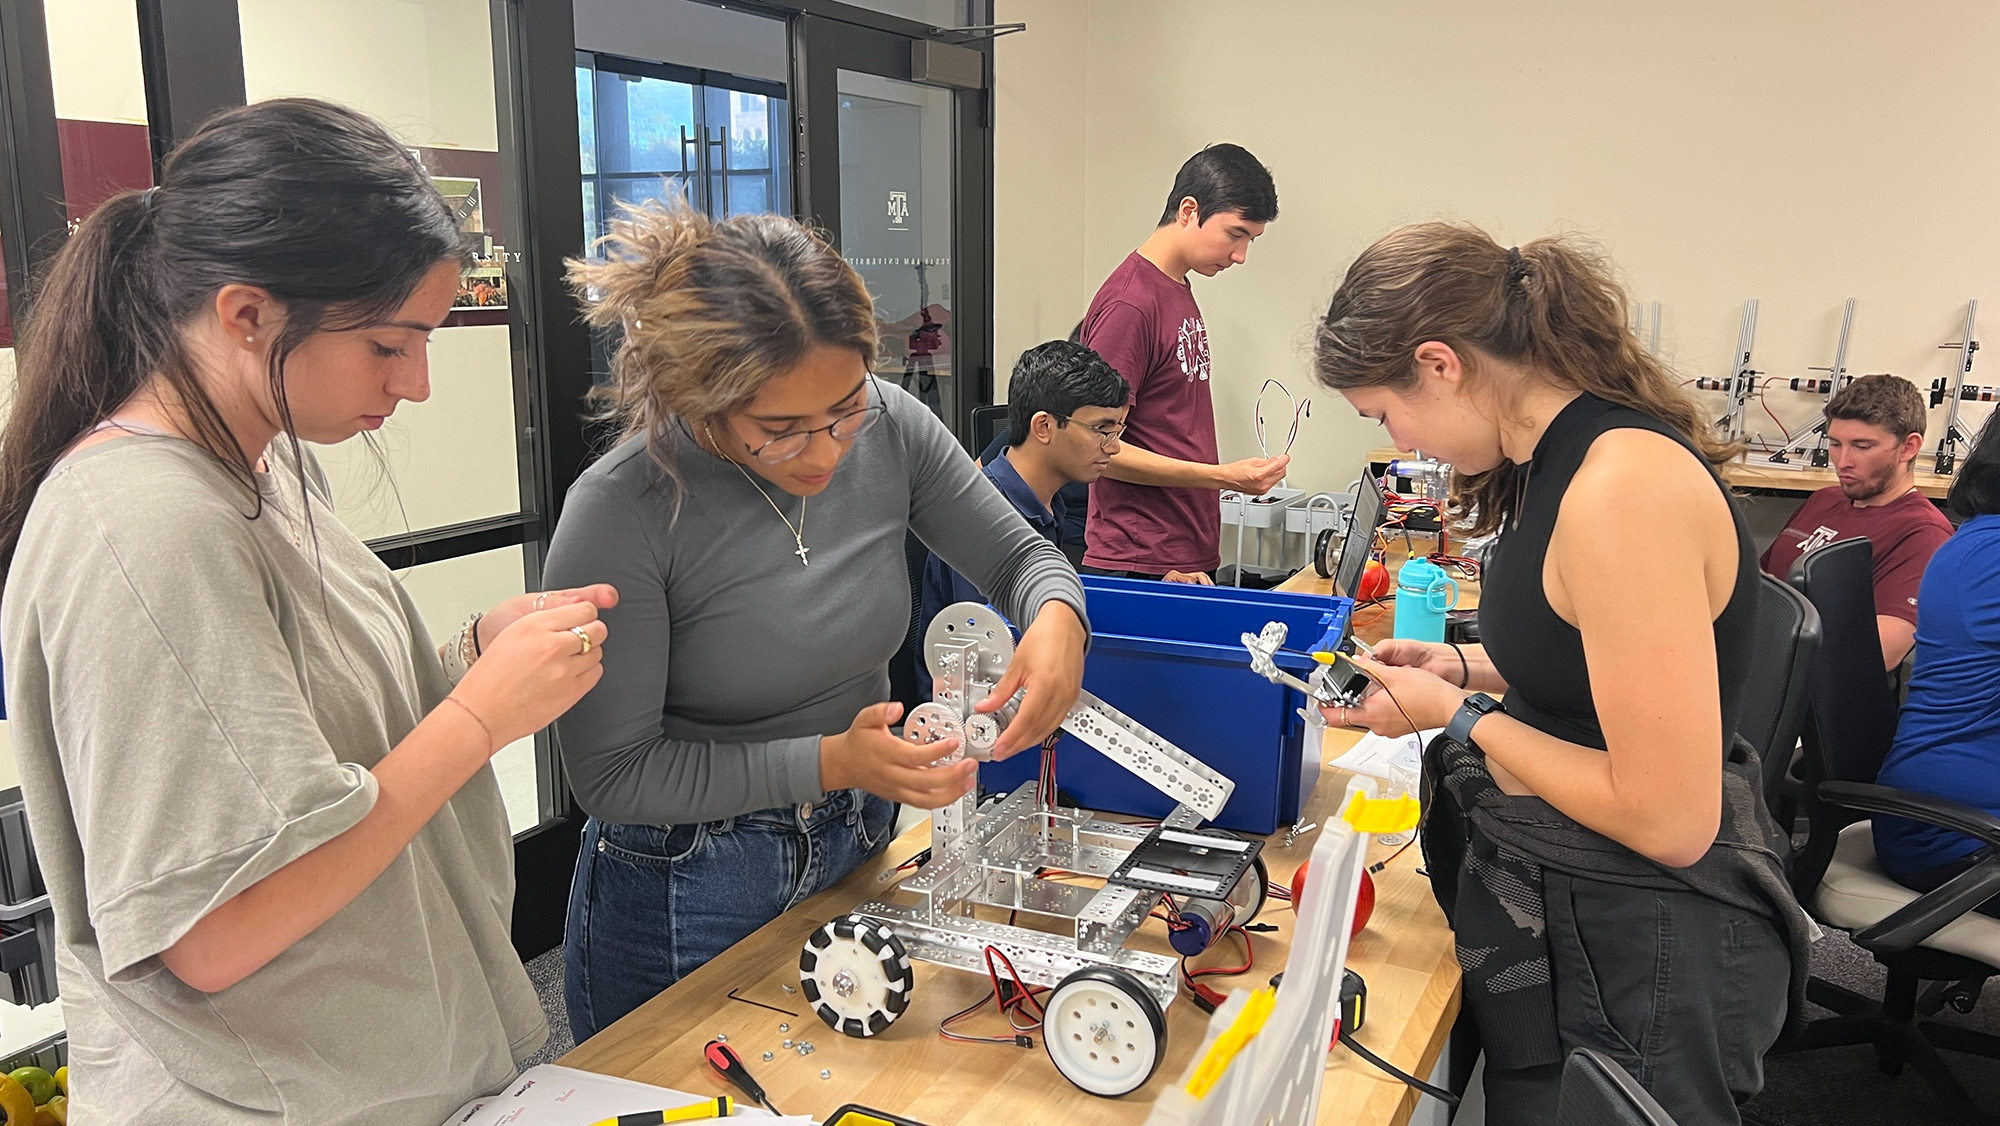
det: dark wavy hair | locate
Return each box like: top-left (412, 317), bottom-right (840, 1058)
top-left (1946, 410), bottom-right (2000, 522)
top-left (1006, 340), bottom-right (1128, 446)
top-left (0, 97), bottom-right (466, 575)
top-left (566, 201), bottom-right (877, 498)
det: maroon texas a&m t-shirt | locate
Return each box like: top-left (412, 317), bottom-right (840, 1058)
top-left (1080, 251), bottom-right (1220, 573)
top-left (1759, 486), bottom-right (1953, 623)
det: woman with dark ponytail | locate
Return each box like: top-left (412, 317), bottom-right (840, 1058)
top-left (0, 99), bottom-right (616, 1124)
top-left (1313, 223), bottom-right (1810, 1124)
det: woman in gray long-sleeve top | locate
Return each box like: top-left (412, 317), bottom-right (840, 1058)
top-left (547, 205), bottom-right (1090, 1041)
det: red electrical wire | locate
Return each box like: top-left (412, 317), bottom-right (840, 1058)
top-left (1179, 926), bottom-right (1256, 1009)
top-left (938, 946), bottom-right (1049, 1046)
top-left (1757, 381), bottom-right (1789, 437)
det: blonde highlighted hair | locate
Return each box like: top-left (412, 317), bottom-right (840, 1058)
top-left (1312, 223), bottom-right (1736, 536)
top-left (566, 200), bottom-right (878, 487)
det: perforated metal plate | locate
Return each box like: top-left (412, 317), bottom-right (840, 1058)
top-left (923, 602), bottom-right (1015, 681)
top-left (1105, 826), bottom-right (1264, 900)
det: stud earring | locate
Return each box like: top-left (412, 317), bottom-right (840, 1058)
top-left (244, 336), bottom-right (255, 344)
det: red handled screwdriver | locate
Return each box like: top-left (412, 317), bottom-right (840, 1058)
top-left (704, 1038), bottom-right (781, 1115)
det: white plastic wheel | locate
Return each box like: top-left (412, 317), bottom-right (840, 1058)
top-left (1043, 966), bottom-right (1167, 1097)
top-left (799, 915), bottom-right (913, 1038)
top-left (1232, 853), bottom-right (1270, 926)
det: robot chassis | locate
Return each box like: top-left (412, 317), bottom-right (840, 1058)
top-left (795, 604), bottom-right (1274, 1098)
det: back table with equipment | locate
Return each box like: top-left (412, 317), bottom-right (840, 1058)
top-left (1366, 445), bottom-right (1951, 503)
top-left (559, 597), bottom-right (1463, 1125)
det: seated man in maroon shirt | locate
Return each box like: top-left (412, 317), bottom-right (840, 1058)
top-left (1761, 373), bottom-right (1954, 669)
top-left (1079, 143), bottom-right (1289, 583)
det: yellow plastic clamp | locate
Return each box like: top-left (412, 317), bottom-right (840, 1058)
top-left (1185, 986), bottom-right (1277, 1099)
top-left (1341, 789), bottom-right (1421, 836)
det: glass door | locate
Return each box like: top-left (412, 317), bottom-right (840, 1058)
top-left (578, 53), bottom-right (792, 234)
top-left (793, 13), bottom-right (992, 443)
top-left (576, 44), bottom-right (793, 383)
top-left (838, 74), bottom-right (956, 421)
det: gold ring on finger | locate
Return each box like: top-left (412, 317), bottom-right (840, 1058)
top-left (570, 625), bottom-right (592, 655)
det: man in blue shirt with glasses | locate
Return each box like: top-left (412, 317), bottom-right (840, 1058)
top-left (924, 341), bottom-right (1129, 631)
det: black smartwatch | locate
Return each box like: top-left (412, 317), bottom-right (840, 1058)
top-left (1445, 692), bottom-right (1503, 748)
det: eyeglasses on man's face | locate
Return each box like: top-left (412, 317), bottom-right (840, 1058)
top-left (1055, 414), bottom-right (1126, 450)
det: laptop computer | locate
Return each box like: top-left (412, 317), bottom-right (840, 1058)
top-left (1334, 471), bottom-right (1388, 602)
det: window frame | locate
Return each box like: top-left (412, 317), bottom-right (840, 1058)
top-left (576, 49), bottom-right (792, 242)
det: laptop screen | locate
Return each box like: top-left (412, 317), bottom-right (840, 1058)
top-left (1334, 472), bottom-right (1388, 601)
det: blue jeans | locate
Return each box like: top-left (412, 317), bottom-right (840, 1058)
top-left (563, 789), bottom-right (897, 1043)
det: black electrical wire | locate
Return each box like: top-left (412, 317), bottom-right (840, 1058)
top-left (1337, 1029), bottom-right (1461, 1107)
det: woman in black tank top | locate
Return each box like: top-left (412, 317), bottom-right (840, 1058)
top-left (1309, 225), bottom-right (1809, 1126)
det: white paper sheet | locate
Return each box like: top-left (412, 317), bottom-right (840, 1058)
top-left (1326, 728), bottom-right (1439, 780)
top-left (442, 1064), bottom-right (811, 1125)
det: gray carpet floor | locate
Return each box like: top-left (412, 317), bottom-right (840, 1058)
top-left (517, 926), bottom-right (1999, 1122)
top-left (1740, 928), bottom-right (2000, 1126)
top-left (520, 948), bottom-right (574, 1069)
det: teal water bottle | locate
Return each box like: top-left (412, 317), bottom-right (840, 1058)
top-left (1392, 557), bottom-right (1459, 643)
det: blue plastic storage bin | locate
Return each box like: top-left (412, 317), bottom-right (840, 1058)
top-left (980, 576), bottom-right (1351, 834)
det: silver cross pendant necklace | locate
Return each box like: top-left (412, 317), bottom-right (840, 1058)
top-left (705, 423), bottom-right (811, 566)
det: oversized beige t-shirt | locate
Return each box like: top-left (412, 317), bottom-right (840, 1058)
top-left (1, 436), bottom-right (545, 1124)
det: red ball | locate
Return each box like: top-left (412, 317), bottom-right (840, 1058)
top-left (1357, 559), bottom-right (1392, 602)
top-left (1353, 869), bottom-right (1376, 935)
top-left (1290, 862), bottom-right (1377, 937)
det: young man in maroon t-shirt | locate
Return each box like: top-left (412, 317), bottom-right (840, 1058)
top-left (1079, 143), bottom-right (1288, 582)
top-left (1761, 374), bottom-right (1954, 669)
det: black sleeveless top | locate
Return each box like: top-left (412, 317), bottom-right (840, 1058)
top-left (1479, 393), bottom-right (1759, 751)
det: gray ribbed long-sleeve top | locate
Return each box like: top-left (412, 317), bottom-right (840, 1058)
top-left (543, 381), bottom-right (1088, 826)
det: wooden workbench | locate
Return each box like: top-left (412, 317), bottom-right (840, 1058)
top-left (1366, 444), bottom-right (1951, 501)
top-left (560, 731), bottom-right (1462, 1125)
top-left (1722, 457), bottom-right (1952, 500)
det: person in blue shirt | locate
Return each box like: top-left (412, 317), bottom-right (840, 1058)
top-left (924, 340), bottom-right (1129, 635)
top-left (980, 323), bottom-right (1093, 563)
top-left (1874, 408), bottom-right (2000, 911)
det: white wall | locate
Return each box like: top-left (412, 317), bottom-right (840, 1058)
top-left (240, 0), bottom-right (498, 151)
top-left (992, 0), bottom-right (1087, 398)
top-left (45, 0), bottom-right (147, 124)
top-left (996, 0), bottom-right (2000, 494)
top-left (310, 325), bottom-right (522, 540)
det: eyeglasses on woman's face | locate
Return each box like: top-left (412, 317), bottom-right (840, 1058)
top-left (747, 382), bottom-right (886, 464)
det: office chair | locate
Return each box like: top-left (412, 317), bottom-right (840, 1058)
top-left (1555, 1048), bottom-right (1681, 1126)
top-left (970, 404), bottom-right (1010, 458)
top-left (1735, 574), bottom-right (1821, 826)
top-left (1773, 537), bottom-right (2000, 1124)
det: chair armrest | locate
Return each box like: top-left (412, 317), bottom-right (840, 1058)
top-left (1850, 851), bottom-right (2000, 956)
top-left (1818, 781), bottom-right (2000, 955)
top-left (1818, 781), bottom-right (2000, 853)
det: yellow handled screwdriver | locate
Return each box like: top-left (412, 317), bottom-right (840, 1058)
top-left (585, 1096), bottom-right (733, 1126)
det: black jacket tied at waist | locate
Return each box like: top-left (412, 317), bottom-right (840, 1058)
top-left (1419, 731), bottom-right (1817, 1072)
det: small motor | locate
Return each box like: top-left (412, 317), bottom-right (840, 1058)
top-left (1166, 853), bottom-right (1269, 957)
top-left (1167, 896), bottom-right (1239, 958)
